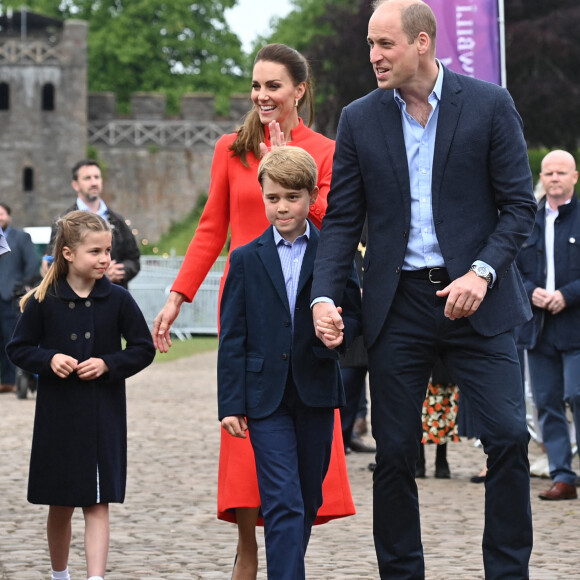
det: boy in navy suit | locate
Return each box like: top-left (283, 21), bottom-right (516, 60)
top-left (218, 147), bottom-right (361, 579)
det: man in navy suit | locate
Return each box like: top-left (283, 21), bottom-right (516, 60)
top-left (311, 1), bottom-right (536, 578)
top-left (218, 147), bottom-right (361, 580)
top-left (0, 203), bottom-right (40, 392)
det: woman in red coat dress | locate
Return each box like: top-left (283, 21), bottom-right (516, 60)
top-left (152, 44), bottom-right (355, 579)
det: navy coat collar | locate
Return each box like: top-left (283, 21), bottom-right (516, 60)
top-left (52, 275), bottom-right (113, 301)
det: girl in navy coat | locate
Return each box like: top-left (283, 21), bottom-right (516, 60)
top-left (7, 211), bottom-right (155, 580)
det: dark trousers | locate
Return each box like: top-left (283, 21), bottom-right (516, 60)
top-left (340, 366), bottom-right (367, 447)
top-left (0, 297), bottom-right (18, 384)
top-left (248, 379), bottom-right (334, 580)
top-left (368, 277), bottom-right (532, 580)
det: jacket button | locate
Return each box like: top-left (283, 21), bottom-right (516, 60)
top-left (396, 266), bottom-right (401, 274)
top-left (85, 332), bottom-right (91, 339)
top-left (70, 333), bottom-right (77, 341)
top-left (281, 353), bottom-right (288, 360)
top-left (85, 300), bottom-right (91, 307)
top-left (68, 302), bottom-right (75, 309)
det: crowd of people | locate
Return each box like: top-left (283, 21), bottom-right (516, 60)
top-left (2, 0), bottom-right (579, 578)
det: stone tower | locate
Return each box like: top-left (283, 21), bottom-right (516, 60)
top-left (0, 10), bottom-right (87, 227)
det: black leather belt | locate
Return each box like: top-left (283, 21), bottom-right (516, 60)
top-left (400, 267), bottom-right (450, 284)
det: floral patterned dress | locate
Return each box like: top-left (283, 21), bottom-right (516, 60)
top-left (421, 379), bottom-right (460, 445)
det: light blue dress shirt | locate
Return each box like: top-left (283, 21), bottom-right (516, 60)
top-left (77, 197), bottom-right (109, 219)
top-left (274, 221), bottom-right (310, 327)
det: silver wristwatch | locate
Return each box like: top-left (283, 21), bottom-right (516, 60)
top-left (470, 263), bottom-right (492, 286)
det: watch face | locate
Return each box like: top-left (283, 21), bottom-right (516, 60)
top-left (477, 266), bottom-right (489, 277)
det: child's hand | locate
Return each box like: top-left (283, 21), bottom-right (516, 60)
top-left (76, 358), bottom-right (109, 381)
top-left (221, 415), bottom-right (248, 438)
top-left (50, 354), bottom-right (78, 378)
top-left (315, 306), bottom-right (344, 349)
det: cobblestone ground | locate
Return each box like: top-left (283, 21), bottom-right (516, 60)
top-left (1, 349), bottom-right (579, 579)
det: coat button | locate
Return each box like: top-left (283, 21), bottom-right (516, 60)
top-left (281, 353), bottom-right (288, 360)
top-left (85, 300), bottom-right (91, 307)
top-left (396, 266), bottom-right (401, 274)
top-left (68, 302), bottom-right (75, 309)
top-left (85, 332), bottom-right (91, 339)
top-left (70, 333), bottom-right (77, 340)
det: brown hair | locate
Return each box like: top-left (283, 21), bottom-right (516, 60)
top-left (229, 44), bottom-right (315, 167)
top-left (258, 146), bottom-right (318, 194)
top-left (20, 211), bottom-right (111, 310)
top-left (372, 0), bottom-right (436, 46)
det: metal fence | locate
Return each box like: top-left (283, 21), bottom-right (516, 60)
top-left (129, 256), bottom-right (226, 338)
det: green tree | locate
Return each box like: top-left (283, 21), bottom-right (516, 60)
top-left (2, 0), bottom-right (250, 114)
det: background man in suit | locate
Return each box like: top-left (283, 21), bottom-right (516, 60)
top-left (517, 150), bottom-right (580, 501)
top-left (45, 160), bottom-right (140, 288)
top-left (0, 203), bottom-right (40, 393)
top-left (311, 1), bottom-right (537, 578)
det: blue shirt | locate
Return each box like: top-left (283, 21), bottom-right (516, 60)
top-left (0, 225), bottom-right (10, 256)
top-left (395, 61), bottom-right (444, 270)
top-left (274, 221), bottom-right (310, 327)
top-left (76, 197), bottom-right (109, 219)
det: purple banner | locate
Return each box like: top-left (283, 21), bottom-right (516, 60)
top-left (426, 0), bottom-right (501, 85)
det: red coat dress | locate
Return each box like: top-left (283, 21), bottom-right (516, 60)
top-left (172, 119), bottom-right (355, 524)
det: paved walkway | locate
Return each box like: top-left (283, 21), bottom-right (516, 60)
top-left (1, 349), bottom-right (579, 579)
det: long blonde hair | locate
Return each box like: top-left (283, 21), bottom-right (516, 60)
top-left (229, 44), bottom-right (315, 167)
top-left (20, 211), bottom-right (111, 311)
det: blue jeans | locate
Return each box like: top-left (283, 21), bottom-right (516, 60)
top-left (527, 339), bottom-right (580, 486)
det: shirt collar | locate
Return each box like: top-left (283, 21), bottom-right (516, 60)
top-left (545, 197), bottom-right (572, 217)
top-left (273, 219), bottom-right (310, 246)
top-left (394, 58), bottom-right (444, 107)
top-left (76, 197), bottom-right (108, 219)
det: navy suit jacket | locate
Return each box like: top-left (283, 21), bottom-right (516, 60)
top-left (218, 221), bottom-right (362, 421)
top-left (311, 67), bottom-right (536, 348)
top-left (0, 227), bottom-right (40, 301)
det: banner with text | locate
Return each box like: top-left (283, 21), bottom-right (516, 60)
top-left (427, 0), bottom-right (501, 85)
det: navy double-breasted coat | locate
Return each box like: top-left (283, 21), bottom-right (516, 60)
top-left (7, 276), bottom-right (155, 507)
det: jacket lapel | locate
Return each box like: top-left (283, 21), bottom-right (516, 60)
top-left (297, 221), bottom-right (318, 298)
top-left (432, 68), bottom-right (463, 216)
top-left (379, 92), bottom-right (412, 224)
top-left (257, 226), bottom-right (290, 312)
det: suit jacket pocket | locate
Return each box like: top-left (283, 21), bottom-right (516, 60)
top-left (245, 355), bottom-right (264, 410)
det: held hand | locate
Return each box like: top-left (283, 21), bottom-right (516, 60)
top-left (436, 271), bottom-right (488, 320)
top-left (152, 291), bottom-right (185, 352)
top-left (531, 287), bottom-right (555, 310)
top-left (106, 260), bottom-right (126, 283)
top-left (259, 121), bottom-right (287, 157)
top-left (76, 358), bottom-right (109, 380)
top-left (221, 415), bottom-right (248, 438)
top-left (50, 354), bottom-right (78, 378)
top-left (313, 303), bottom-right (344, 349)
top-left (545, 289), bottom-right (567, 314)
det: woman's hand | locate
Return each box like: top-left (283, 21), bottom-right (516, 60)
top-left (259, 121), bottom-right (287, 157)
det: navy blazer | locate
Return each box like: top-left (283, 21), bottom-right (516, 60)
top-left (311, 66), bottom-right (536, 348)
top-left (0, 227), bottom-right (40, 301)
top-left (516, 194), bottom-right (580, 350)
top-left (218, 221), bottom-right (361, 421)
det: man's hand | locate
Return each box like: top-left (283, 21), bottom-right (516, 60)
top-left (533, 288), bottom-right (566, 314)
top-left (221, 415), bottom-right (248, 438)
top-left (436, 271), bottom-right (488, 320)
top-left (50, 354), bottom-right (78, 378)
top-left (313, 302), bottom-right (344, 348)
top-left (106, 259), bottom-right (126, 283)
top-left (76, 358), bottom-right (109, 380)
top-left (152, 291), bottom-right (186, 352)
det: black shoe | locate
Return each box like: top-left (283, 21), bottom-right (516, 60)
top-left (435, 461), bottom-right (451, 479)
top-left (470, 474), bottom-right (486, 484)
top-left (415, 462), bottom-right (426, 478)
top-left (349, 434), bottom-right (376, 453)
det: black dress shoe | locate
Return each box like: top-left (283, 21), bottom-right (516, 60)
top-left (470, 474), bottom-right (486, 484)
top-left (415, 463), bottom-right (426, 478)
top-left (349, 435), bottom-right (376, 453)
top-left (435, 462), bottom-right (451, 479)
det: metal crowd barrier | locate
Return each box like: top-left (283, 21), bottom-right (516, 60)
top-left (129, 256), bottom-right (226, 338)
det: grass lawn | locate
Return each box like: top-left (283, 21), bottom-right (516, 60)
top-left (153, 335), bottom-right (218, 363)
